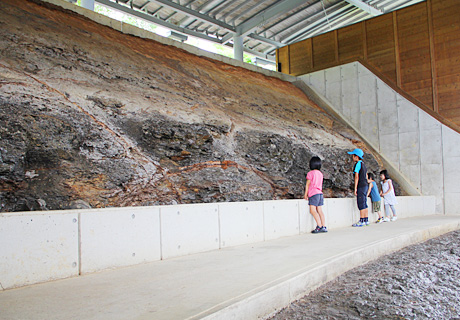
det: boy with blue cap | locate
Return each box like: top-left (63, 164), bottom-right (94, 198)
top-left (348, 148), bottom-right (369, 227)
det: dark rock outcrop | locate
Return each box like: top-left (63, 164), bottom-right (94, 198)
top-left (0, 0), bottom-right (401, 211)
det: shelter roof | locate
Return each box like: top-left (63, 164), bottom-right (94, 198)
top-left (95, 0), bottom-right (425, 61)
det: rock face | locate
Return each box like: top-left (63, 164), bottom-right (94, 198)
top-left (0, 0), bottom-right (400, 212)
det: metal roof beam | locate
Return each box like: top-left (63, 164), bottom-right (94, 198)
top-left (268, 1), bottom-right (345, 40)
top-left (220, 31), bottom-right (283, 49)
top-left (235, 0), bottom-right (308, 37)
top-left (96, 0), bottom-right (223, 43)
top-left (256, 1), bottom-right (318, 36)
top-left (145, 0), bottom-right (236, 32)
top-left (178, 0), bottom-right (227, 27)
top-left (296, 9), bottom-right (369, 42)
top-left (228, 0), bottom-right (266, 25)
top-left (209, 0), bottom-right (239, 18)
top-left (248, 33), bottom-right (284, 48)
top-left (342, 0), bottom-right (383, 16)
top-left (280, 3), bottom-right (354, 44)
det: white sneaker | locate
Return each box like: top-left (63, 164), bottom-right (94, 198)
top-left (383, 217), bottom-right (390, 222)
top-left (391, 216), bottom-right (398, 221)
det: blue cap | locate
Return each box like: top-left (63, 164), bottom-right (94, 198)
top-left (348, 148), bottom-right (364, 158)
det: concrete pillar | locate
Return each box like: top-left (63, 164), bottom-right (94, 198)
top-left (81, 0), bottom-right (95, 10)
top-left (233, 34), bottom-right (243, 62)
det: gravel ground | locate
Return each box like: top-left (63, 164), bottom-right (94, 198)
top-left (269, 230), bottom-right (460, 320)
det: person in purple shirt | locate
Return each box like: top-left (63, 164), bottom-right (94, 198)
top-left (304, 156), bottom-right (327, 234)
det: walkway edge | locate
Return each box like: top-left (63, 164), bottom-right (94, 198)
top-left (197, 218), bottom-right (460, 320)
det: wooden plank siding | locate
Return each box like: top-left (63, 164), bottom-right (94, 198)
top-left (276, 0), bottom-right (460, 132)
top-left (312, 32), bottom-right (337, 71)
top-left (397, 3), bottom-right (433, 108)
top-left (431, 0), bottom-right (460, 122)
top-left (337, 23), bottom-right (364, 63)
top-left (366, 14), bottom-right (397, 84)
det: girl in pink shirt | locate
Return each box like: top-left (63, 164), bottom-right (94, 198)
top-left (304, 156), bottom-right (327, 233)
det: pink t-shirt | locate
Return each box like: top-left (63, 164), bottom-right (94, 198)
top-left (306, 170), bottom-right (323, 198)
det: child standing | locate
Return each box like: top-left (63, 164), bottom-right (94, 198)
top-left (380, 170), bottom-right (398, 221)
top-left (367, 172), bottom-right (383, 223)
top-left (348, 148), bottom-right (369, 227)
top-left (304, 156), bottom-right (327, 233)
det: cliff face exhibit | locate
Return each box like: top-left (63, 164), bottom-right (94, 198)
top-left (0, 0), bottom-right (398, 212)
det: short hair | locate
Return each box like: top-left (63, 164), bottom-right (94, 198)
top-left (367, 172), bottom-right (374, 180)
top-left (309, 156), bottom-right (322, 170)
top-left (380, 170), bottom-right (390, 180)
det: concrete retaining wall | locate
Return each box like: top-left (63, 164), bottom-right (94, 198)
top-left (300, 62), bottom-right (460, 215)
top-left (0, 196), bottom-right (435, 290)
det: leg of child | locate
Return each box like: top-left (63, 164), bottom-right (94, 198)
top-left (310, 205), bottom-right (322, 227)
top-left (390, 205), bottom-right (396, 216)
top-left (384, 204), bottom-right (390, 218)
top-left (376, 202), bottom-right (383, 219)
top-left (317, 205), bottom-right (326, 227)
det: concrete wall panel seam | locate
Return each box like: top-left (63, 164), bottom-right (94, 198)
top-left (78, 212), bottom-right (82, 276)
top-left (159, 207), bottom-right (164, 260)
top-left (441, 125), bottom-right (446, 215)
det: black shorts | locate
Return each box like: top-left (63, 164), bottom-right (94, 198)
top-left (356, 186), bottom-right (369, 210)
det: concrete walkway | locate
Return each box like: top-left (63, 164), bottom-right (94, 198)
top-left (1, 215), bottom-right (460, 320)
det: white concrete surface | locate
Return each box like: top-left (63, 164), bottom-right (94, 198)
top-left (160, 203), bottom-right (220, 260)
top-left (1, 215), bottom-right (459, 320)
top-left (0, 196), bottom-right (435, 290)
top-left (263, 200), bottom-right (300, 241)
top-left (0, 212), bottom-right (79, 289)
top-left (80, 206), bottom-right (161, 274)
top-left (219, 201), bottom-right (264, 248)
top-left (301, 62), bottom-right (460, 215)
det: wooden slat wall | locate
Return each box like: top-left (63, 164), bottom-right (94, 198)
top-left (289, 39), bottom-right (312, 76)
top-left (366, 13), bottom-right (396, 83)
top-left (277, 46), bottom-right (289, 74)
top-left (276, 0), bottom-right (460, 131)
top-left (312, 32), bottom-right (337, 70)
top-left (397, 4), bottom-right (433, 108)
top-left (337, 23), bottom-right (364, 62)
top-left (431, 0), bottom-right (460, 124)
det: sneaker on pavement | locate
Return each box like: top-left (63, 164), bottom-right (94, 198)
top-left (311, 226), bottom-right (321, 234)
top-left (391, 216), bottom-right (398, 221)
top-left (364, 221), bottom-right (370, 226)
top-left (319, 226), bottom-right (328, 233)
top-left (376, 217), bottom-right (384, 224)
top-left (383, 217), bottom-right (390, 222)
top-left (352, 221), bottom-right (365, 227)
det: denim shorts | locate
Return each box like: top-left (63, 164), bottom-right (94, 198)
top-left (356, 186), bottom-right (368, 210)
top-left (308, 193), bottom-right (324, 206)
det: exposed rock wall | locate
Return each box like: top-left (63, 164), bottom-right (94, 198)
top-left (0, 0), bottom-right (397, 212)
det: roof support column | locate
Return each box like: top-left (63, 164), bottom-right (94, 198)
top-left (81, 0), bottom-right (95, 10)
top-left (233, 34), bottom-right (243, 61)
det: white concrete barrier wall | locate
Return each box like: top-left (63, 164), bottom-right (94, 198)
top-left (160, 203), bottom-right (220, 260)
top-left (80, 206), bottom-right (161, 274)
top-left (0, 196), bottom-right (435, 290)
top-left (0, 212), bottom-right (79, 289)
